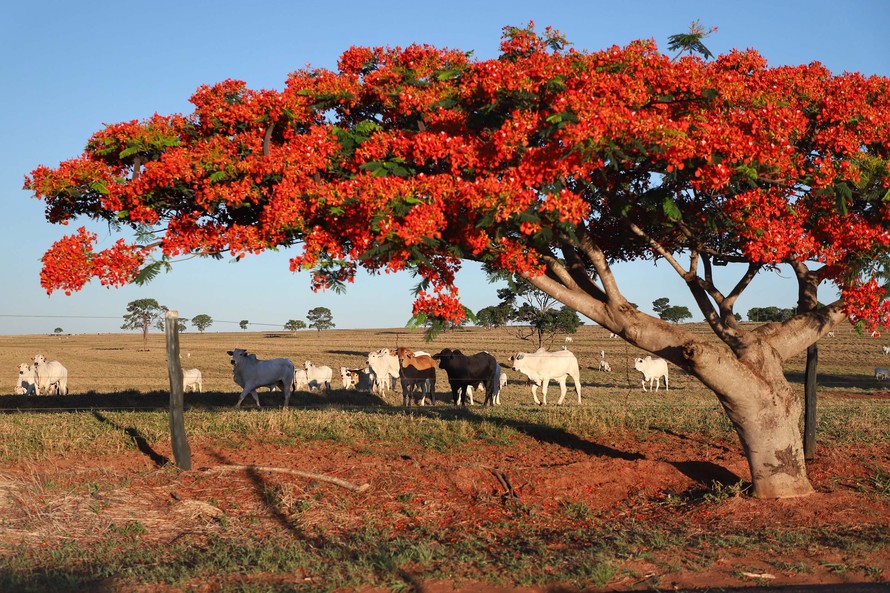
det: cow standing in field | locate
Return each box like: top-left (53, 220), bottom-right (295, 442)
top-left (304, 361), bottom-right (333, 392)
top-left (294, 368), bottom-right (309, 391)
top-left (32, 354), bottom-right (68, 396)
top-left (228, 348), bottom-right (295, 407)
top-left (510, 348), bottom-right (582, 405)
top-left (598, 350), bottom-right (612, 372)
top-left (395, 347), bottom-right (437, 406)
top-left (367, 349), bottom-right (399, 397)
top-left (16, 363), bottom-right (37, 396)
top-left (634, 356), bottom-right (669, 392)
top-left (432, 348), bottom-right (501, 406)
top-left (182, 368), bottom-right (203, 393)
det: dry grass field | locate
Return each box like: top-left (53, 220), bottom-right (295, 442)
top-left (0, 324), bottom-right (888, 593)
top-left (2, 322), bottom-right (888, 398)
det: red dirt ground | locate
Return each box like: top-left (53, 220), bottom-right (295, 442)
top-left (2, 408), bottom-right (888, 592)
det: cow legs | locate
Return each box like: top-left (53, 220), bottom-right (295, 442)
top-left (235, 388), bottom-right (261, 407)
top-left (555, 377), bottom-right (569, 405)
top-left (531, 383), bottom-right (543, 405)
top-left (425, 379), bottom-right (435, 405)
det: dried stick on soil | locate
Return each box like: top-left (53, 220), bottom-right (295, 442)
top-left (205, 465), bottom-right (370, 493)
top-left (483, 466), bottom-right (519, 499)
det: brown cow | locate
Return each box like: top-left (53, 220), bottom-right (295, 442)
top-left (395, 348), bottom-right (437, 406)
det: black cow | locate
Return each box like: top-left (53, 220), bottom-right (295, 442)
top-left (431, 348), bottom-right (502, 406)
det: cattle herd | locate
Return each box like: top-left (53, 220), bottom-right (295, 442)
top-left (13, 347), bottom-right (676, 406)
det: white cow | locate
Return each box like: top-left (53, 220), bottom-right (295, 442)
top-left (294, 368), bottom-right (309, 391)
top-left (32, 354), bottom-right (68, 396)
top-left (598, 350), bottom-right (612, 372)
top-left (882, 345), bottom-right (890, 356)
top-left (634, 356), bottom-right (670, 391)
top-left (228, 348), bottom-right (295, 407)
top-left (510, 348), bottom-right (582, 405)
top-left (16, 363), bottom-right (37, 396)
top-left (875, 367), bottom-right (890, 381)
top-left (340, 366), bottom-right (355, 389)
top-left (182, 368), bottom-right (203, 393)
top-left (367, 349), bottom-right (399, 397)
top-left (304, 361), bottom-right (333, 392)
top-left (466, 369), bottom-right (508, 405)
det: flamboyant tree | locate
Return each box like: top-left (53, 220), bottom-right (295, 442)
top-left (24, 25), bottom-right (890, 497)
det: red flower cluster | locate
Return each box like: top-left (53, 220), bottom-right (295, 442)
top-left (24, 25), bottom-right (890, 325)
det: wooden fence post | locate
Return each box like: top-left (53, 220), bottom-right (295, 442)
top-left (165, 310), bottom-right (192, 470)
top-left (804, 344), bottom-right (818, 461)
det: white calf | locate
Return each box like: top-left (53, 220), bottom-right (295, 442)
top-left (294, 368), bottom-right (309, 391)
top-left (182, 368), bottom-right (203, 393)
top-left (882, 345), bottom-right (890, 356)
top-left (16, 363), bottom-right (37, 396)
top-left (634, 356), bottom-right (669, 391)
top-left (875, 367), bottom-right (890, 381)
top-left (32, 354), bottom-right (68, 396)
top-left (367, 349), bottom-right (399, 397)
top-left (340, 366), bottom-right (355, 389)
top-left (304, 361), bottom-right (333, 392)
top-left (598, 350), bottom-right (612, 372)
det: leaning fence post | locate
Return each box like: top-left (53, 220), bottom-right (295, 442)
top-left (165, 310), bottom-right (192, 470)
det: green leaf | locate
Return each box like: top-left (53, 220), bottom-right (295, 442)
top-left (119, 146), bottom-right (141, 159)
top-left (662, 198), bottom-right (682, 220)
top-left (89, 181), bottom-right (109, 195)
top-left (835, 183), bottom-right (852, 215)
top-left (133, 261), bottom-right (169, 285)
top-left (208, 170), bottom-right (228, 183)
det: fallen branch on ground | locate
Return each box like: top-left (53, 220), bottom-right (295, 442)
top-left (204, 465), bottom-right (370, 493)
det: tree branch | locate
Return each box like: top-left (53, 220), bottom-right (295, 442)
top-left (263, 123), bottom-right (275, 157)
top-left (207, 464), bottom-right (371, 492)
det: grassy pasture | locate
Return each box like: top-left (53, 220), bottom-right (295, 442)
top-left (0, 325), bottom-right (888, 592)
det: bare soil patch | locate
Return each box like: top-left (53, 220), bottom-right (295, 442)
top-left (1, 420), bottom-right (887, 592)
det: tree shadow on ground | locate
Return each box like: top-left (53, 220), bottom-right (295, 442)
top-left (784, 370), bottom-right (874, 389)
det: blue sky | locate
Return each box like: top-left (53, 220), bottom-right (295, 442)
top-left (2, 1), bottom-right (888, 335)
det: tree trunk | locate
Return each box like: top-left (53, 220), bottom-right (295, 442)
top-left (686, 341), bottom-right (814, 498)
top-left (717, 387), bottom-right (813, 498)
